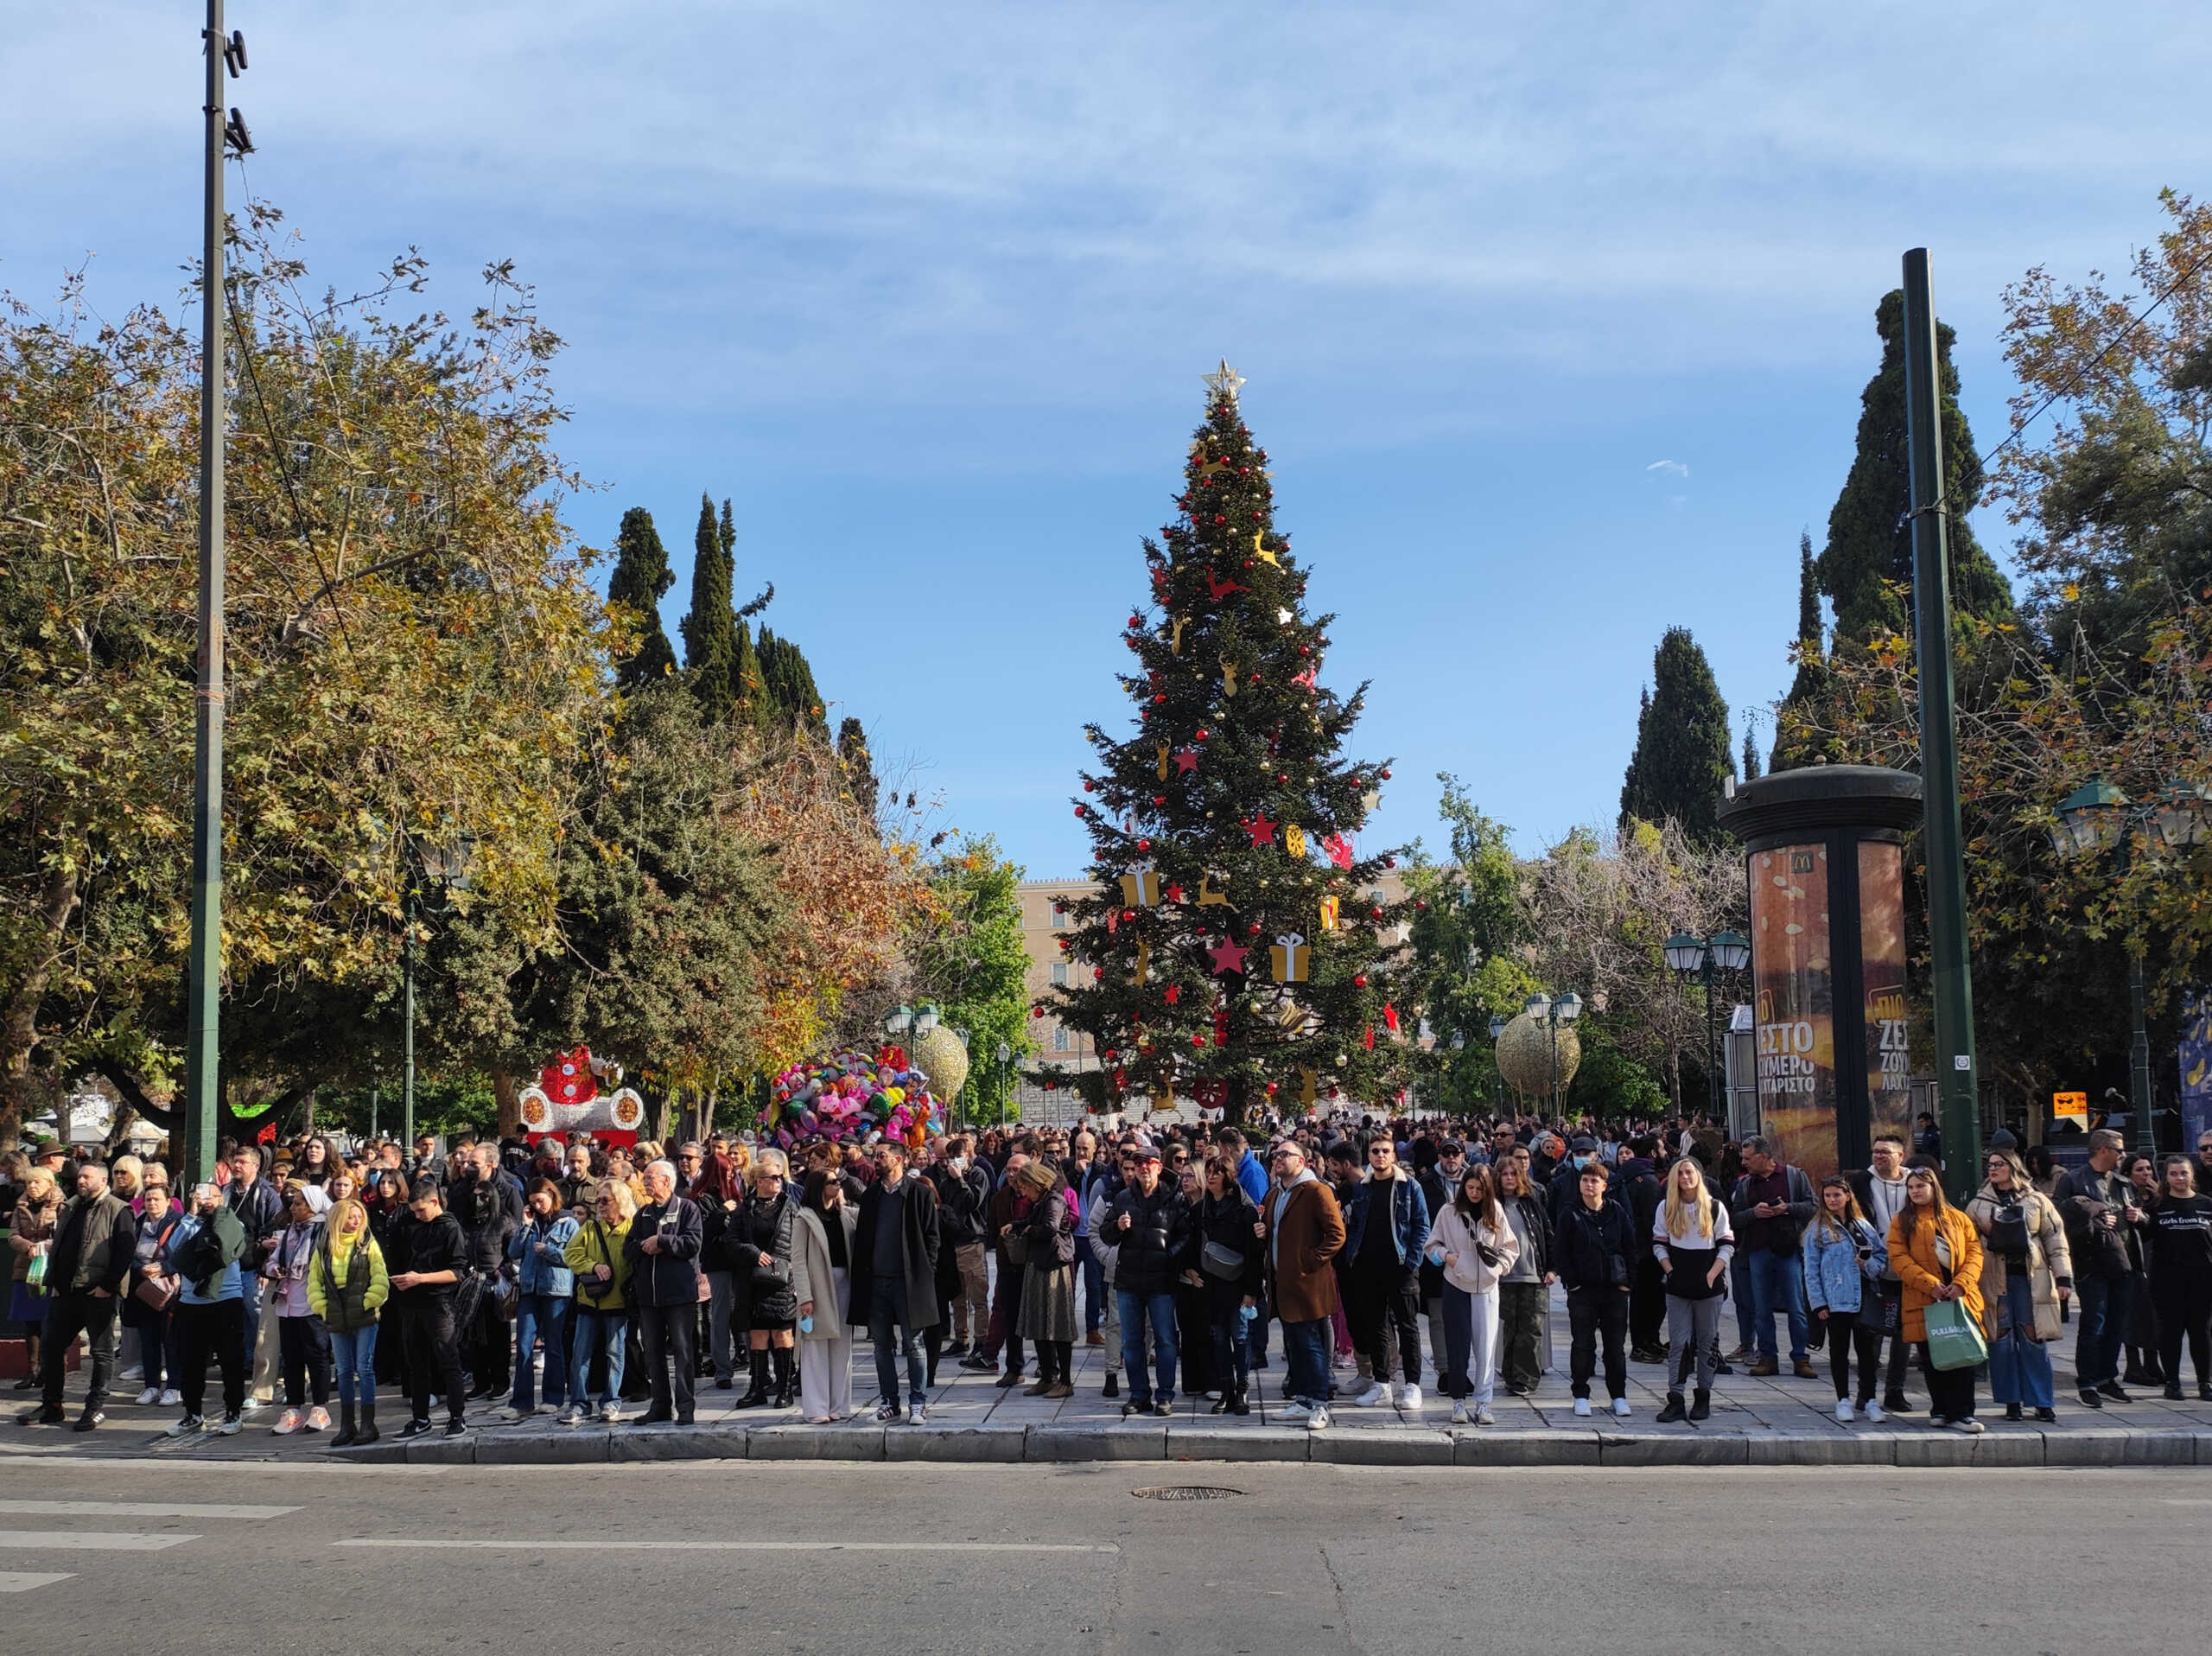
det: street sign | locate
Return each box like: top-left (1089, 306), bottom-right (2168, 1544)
top-left (2052, 1090), bottom-right (2088, 1128)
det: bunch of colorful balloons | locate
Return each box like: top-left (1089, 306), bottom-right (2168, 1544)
top-left (766, 1047), bottom-right (944, 1149)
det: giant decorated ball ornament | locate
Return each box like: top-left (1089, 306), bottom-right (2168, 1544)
top-left (766, 1046), bottom-right (947, 1150)
top-left (911, 1023), bottom-right (969, 1106)
top-left (1495, 1011), bottom-right (1581, 1101)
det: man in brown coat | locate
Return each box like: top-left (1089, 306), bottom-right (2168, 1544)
top-left (1264, 1141), bottom-right (1345, 1430)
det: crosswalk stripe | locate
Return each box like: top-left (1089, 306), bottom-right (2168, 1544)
top-left (0, 1574), bottom-right (75, 1594)
top-left (335, 1538), bottom-right (1119, 1553)
top-left (0, 1531), bottom-right (199, 1551)
top-left (0, 1500), bottom-right (297, 1520)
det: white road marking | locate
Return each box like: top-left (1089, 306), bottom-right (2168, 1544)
top-left (0, 1573), bottom-right (74, 1594)
top-left (0, 1532), bottom-right (199, 1551)
top-left (0, 1500), bottom-right (297, 1519)
top-left (2163, 1499), bottom-right (2212, 1506)
top-left (336, 1538), bottom-right (1119, 1554)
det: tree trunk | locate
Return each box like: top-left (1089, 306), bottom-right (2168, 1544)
top-left (493, 1070), bottom-right (521, 1139)
top-left (0, 864), bottom-right (79, 1150)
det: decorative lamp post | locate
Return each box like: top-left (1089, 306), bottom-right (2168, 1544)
top-left (400, 831), bottom-right (474, 1151)
top-left (996, 1041), bottom-right (1012, 1129)
top-left (1487, 1015), bottom-right (1507, 1114)
top-left (2050, 778), bottom-right (2210, 1159)
top-left (1664, 930), bottom-right (1752, 1121)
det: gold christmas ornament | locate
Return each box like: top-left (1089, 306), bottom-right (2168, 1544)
top-left (1254, 529), bottom-right (1277, 566)
top-left (912, 1023), bottom-right (970, 1105)
top-left (1120, 868), bottom-right (1161, 907)
top-left (1221, 658), bottom-right (1240, 697)
top-left (1495, 1012), bottom-right (1581, 1101)
top-left (1197, 872), bottom-right (1229, 906)
top-left (1130, 938), bottom-right (1151, 985)
top-left (1283, 824), bottom-right (1307, 859)
top-left (1171, 615), bottom-right (1187, 654)
top-left (1155, 743), bottom-right (1171, 780)
top-left (1299, 1067), bottom-right (1318, 1107)
top-left (1318, 894), bottom-right (1339, 932)
top-left (1269, 933), bottom-right (1310, 984)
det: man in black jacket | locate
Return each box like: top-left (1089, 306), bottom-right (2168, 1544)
top-left (849, 1140), bottom-right (941, 1423)
top-left (22, 1162), bottom-right (137, 1430)
top-left (928, 1135), bottom-right (991, 1360)
top-left (223, 1145), bottom-right (285, 1405)
top-left (625, 1159), bottom-right (704, 1426)
top-left (449, 1142), bottom-right (522, 1398)
top-left (1616, 1137), bottom-right (1668, 1363)
top-left (1729, 1137), bottom-right (1817, 1379)
top-left (2054, 1128), bottom-right (2145, 1407)
top-left (1106, 1143), bottom-right (1194, 1417)
top-left (387, 1178), bottom-right (470, 1439)
top-left (1555, 1161), bottom-right (1636, 1418)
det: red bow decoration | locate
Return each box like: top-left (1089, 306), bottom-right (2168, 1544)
top-left (1323, 832), bottom-right (1354, 869)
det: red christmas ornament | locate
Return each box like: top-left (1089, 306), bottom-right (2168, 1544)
top-left (1128, 613), bottom-right (1142, 628)
top-left (1195, 729), bottom-right (1209, 741)
top-left (1383, 856), bottom-right (1397, 869)
top-left (1265, 1081), bottom-right (1278, 1095)
top-left (1136, 838), bottom-right (1151, 851)
top-left (1153, 693), bottom-right (1166, 704)
top-left (1165, 984), bottom-right (1180, 1003)
top-left (1370, 906), bottom-right (1383, 920)
top-left (1363, 1024), bottom-right (1376, 1051)
top-left (1383, 1003), bottom-right (1401, 1034)
top-left (1083, 780), bottom-right (1094, 792)
top-left (1213, 514), bottom-right (1225, 525)
top-left (1353, 974), bottom-right (1368, 988)
top-left (1153, 794), bottom-right (1166, 806)
top-left (1248, 922), bottom-right (1262, 935)
top-left (1075, 806), bottom-right (1088, 818)
top-left (1191, 1035), bottom-right (1205, 1048)
top-left (1381, 768), bottom-right (1393, 780)
top-left (1164, 882), bottom-right (1185, 903)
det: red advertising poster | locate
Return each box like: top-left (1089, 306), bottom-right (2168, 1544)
top-left (1751, 842), bottom-right (1835, 1179)
top-left (1858, 840), bottom-right (1913, 1151)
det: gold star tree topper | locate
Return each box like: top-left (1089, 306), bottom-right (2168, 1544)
top-left (1202, 359), bottom-right (1245, 404)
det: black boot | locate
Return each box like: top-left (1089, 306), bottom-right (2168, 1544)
top-left (733, 1349), bottom-right (771, 1409)
top-left (1656, 1392), bottom-right (1688, 1424)
top-left (772, 1347), bottom-right (798, 1408)
top-left (1230, 1385), bottom-right (1250, 1417)
top-left (356, 1400), bottom-right (379, 1445)
top-left (1211, 1390), bottom-right (1232, 1415)
top-left (1688, 1388), bottom-right (1712, 1422)
top-left (331, 1400), bottom-right (359, 1449)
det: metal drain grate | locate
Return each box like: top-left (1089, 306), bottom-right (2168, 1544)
top-left (1131, 1485), bottom-right (1244, 1500)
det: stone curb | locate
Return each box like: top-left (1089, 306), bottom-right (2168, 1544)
top-left (327, 1423), bottom-right (2212, 1468)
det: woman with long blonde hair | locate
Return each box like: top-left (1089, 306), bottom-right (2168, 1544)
top-left (1654, 1156), bottom-right (1734, 1423)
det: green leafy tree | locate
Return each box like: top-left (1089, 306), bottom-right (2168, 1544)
top-left (1818, 289), bottom-right (2014, 642)
top-left (607, 507), bottom-right (677, 687)
top-left (681, 494), bottom-right (736, 723)
top-left (1038, 368), bottom-right (1415, 1124)
top-left (1403, 775), bottom-right (1536, 1114)
top-left (1619, 627), bottom-right (1734, 846)
top-left (906, 837), bottom-right (1033, 1121)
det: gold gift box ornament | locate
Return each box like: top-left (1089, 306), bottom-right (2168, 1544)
top-left (1271, 933), bottom-right (1310, 984)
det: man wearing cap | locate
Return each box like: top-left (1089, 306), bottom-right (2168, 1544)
top-left (1105, 1142), bottom-right (1192, 1417)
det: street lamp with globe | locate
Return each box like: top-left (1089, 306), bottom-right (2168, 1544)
top-left (1663, 930), bottom-right (1752, 1123)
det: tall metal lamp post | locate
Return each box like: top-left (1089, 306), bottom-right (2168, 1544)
top-left (995, 1041), bottom-right (1012, 1129)
top-left (1487, 1015), bottom-right (1508, 1114)
top-left (2050, 779), bottom-right (2211, 1159)
top-left (1522, 991), bottom-right (1583, 1112)
top-left (1663, 930), bottom-right (1752, 1120)
top-left (400, 834), bottom-right (474, 1150)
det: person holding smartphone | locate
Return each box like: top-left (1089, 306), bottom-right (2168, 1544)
top-left (1802, 1176), bottom-right (1890, 1423)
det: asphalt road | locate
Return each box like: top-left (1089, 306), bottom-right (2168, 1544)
top-left (1, 1454), bottom-right (2204, 1653)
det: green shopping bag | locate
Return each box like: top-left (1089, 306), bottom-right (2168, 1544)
top-left (1924, 1296), bottom-right (1987, 1372)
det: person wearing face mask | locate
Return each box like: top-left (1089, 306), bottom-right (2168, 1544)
top-left (791, 1169), bottom-right (860, 1423)
top-left (1847, 1133), bottom-right (1916, 1414)
top-left (162, 1183), bottom-right (251, 1436)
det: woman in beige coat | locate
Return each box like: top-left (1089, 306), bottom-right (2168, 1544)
top-left (791, 1169), bottom-right (859, 1424)
top-left (1967, 1150), bottom-right (2072, 1423)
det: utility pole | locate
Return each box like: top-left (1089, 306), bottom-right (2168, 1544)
top-left (1901, 248), bottom-right (1981, 1200)
top-left (184, 7), bottom-right (251, 1186)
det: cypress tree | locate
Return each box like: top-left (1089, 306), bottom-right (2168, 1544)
top-left (1741, 722), bottom-right (1763, 782)
top-left (756, 627), bottom-right (827, 736)
top-left (1619, 627), bottom-right (1734, 846)
top-left (679, 492), bottom-right (736, 723)
top-left (1818, 290), bottom-right (2013, 642)
top-left (607, 506), bottom-right (677, 687)
top-left (836, 717), bottom-right (880, 824)
top-left (719, 499), bottom-right (765, 727)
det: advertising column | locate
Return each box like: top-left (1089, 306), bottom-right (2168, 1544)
top-left (1858, 840), bottom-right (1914, 1152)
top-left (1751, 842), bottom-right (1837, 1179)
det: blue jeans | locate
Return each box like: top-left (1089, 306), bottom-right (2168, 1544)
top-left (1281, 1315), bottom-right (1331, 1407)
top-left (328, 1323), bottom-right (378, 1407)
top-left (568, 1305), bottom-right (626, 1405)
top-left (868, 1283), bottom-right (927, 1407)
top-left (2075, 1271), bottom-right (2133, 1390)
top-left (1748, 1249), bottom-right (1810, 1362)
top-left (1117, 1289), bottom-right (1179, 1404)
top-left (511, 1293), bottom-right (570, 1409)
top-left (1988, 1272), bottom-right (2055, 1409)
top-left (1730, 1249), bottom-right (1756, 1347)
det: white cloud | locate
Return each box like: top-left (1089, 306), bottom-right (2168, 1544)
top-left (1647, 460), bottom-right (1690, 478)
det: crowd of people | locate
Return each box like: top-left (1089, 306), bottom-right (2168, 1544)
top-left (6, 1113), bottom-right (2211, 1441)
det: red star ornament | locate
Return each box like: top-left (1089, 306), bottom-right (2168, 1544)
top-left (1209, 937), bottom-right (1250, 975)
top-left (1164, 984), bottom-right (1181, 1004)
top-left (1173, 748), bottom-right (1199, 774)
top-left (1164, 882), bottom-right (1186, 904)
top-left (1242, 815), bottom-right (1276, 849)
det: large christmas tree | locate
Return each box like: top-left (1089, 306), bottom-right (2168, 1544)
top-left (1035, 364), bottom-right (1418, 1125)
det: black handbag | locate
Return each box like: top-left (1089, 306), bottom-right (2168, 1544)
top-left (1199, 1239), bottom-right (1245, 1280)
top-left (1986, 1195), bottom-right (2031, 1257)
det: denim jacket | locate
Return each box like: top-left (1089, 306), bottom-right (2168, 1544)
top-left (1342, 1169), bottom-right (1430, 1269)
top-left (1802, 1216), bottom-right (1888, 1316)
top-left (508, 1213), bottom-right (580, 1296)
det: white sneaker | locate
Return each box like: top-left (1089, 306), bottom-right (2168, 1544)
top-left (135, 1387), bottom-right (162, 1407)
top-left (1474, 1405), bottom-right (1497, 1426)
top-left (1835, 1397), bottom-right (1854, 1424)
top-left (1398, 1384), bottom-right (1423, 1411)
top-left (1611, 1397), bottom-right (1631, 1418)
top-left (165, 1415), bottom-right (204, 1438)
top-left (599, 1404), bottom-right (621, 1424)
top-left (118, 1366), bottom-right (143, 1384)
top-left (1278, 1401), bottom-right (1312, 1424)
top-left (1306, 1404), bottom-right (1330, 1432)
top-left (305, 1406), bottom-right (331, 1433)
top-left (910, 1403), bottom-right (930, 1424)
top-left (1352, 1382), bottom-right (1390, 1408)
top-left (272, 1408), bottom-right (302, 1436)
top-left (1450, 1402), bottom-right (1469, 1424)
top-left (1864, 1398), bottom-right (1885, 1424)
top-left (158, 1389), bottom-right (181, 1407)
top-left (1573, 1397), bottom-right (1592, 1417)
top-left (1950, 1416), bottom-right (1985, 1435)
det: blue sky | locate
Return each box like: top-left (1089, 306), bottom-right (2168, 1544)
top-left (12, 2), bottom-right (2210, 878)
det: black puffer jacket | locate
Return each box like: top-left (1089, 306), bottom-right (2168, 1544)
top-left (731, 1189), bottom-right (798, 1324)
top-left (1104, 1178), bottom-right (1195, 1296)
top-left (1194, 1187), bottom-right (1264, 1313)
top-left (1554, 1198), bottom-right (1636, 1296)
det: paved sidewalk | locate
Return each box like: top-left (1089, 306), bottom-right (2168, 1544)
top-left (17, 1292), bottom-right (2209, 1468)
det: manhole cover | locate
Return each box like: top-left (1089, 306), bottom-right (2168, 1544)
top-left (1131, 1485), bottom-right (1243, 1500)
